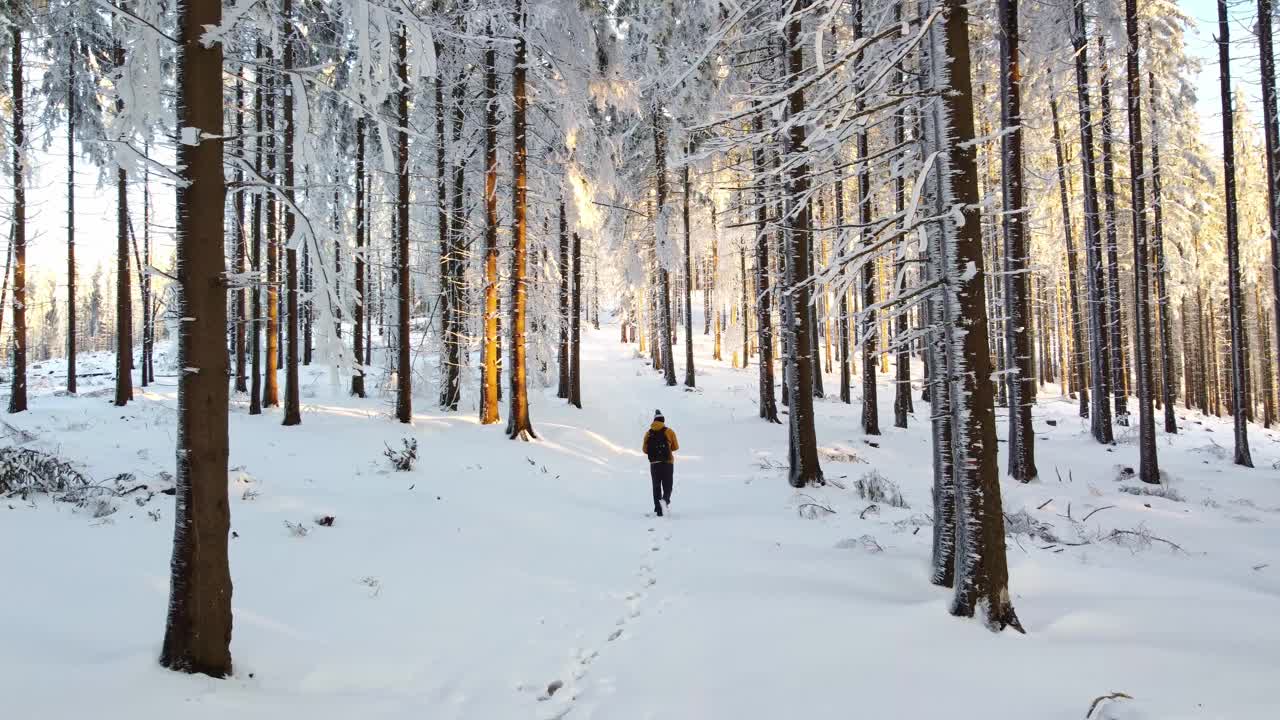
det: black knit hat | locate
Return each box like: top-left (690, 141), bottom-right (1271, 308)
top-left (654, 409), bottom-right (664, 422)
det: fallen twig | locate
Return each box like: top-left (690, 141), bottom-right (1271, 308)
top-left (1085, 692), bottom-right (1133, 718)
top-left (1081, 505), bottom-right (1116, 522)
top-left (1036, 498), bottom-right (1054, 510)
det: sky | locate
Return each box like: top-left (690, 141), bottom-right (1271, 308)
top-left (14, 0), bottom-right (1270, 283)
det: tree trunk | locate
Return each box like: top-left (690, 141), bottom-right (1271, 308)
top-left (1147, 74), bottom-right (1176, 434)
top-left (250, 42), bottom-right (265, 415)
top-left (234, 74), bottom-right (247, 393)
top-left (558, 198), bottom-right (571, 398)
top-left (941, 0), bottom-right (1021, 632)
top-left (160, 0), bottom-right (232, 676)
top-left (352, 115), bottom-right (367, 398)
top-left (1216, 2), bottom-right (1253, 467)
top-left (8, 22), bottom-right (26, 414)
top-left (282, 0), bottom-right (301, 426)
top-left (1098, 43), bottom-right (1129, 423)
top-left (480, 23), bottom-right (500, 424)
top-left (1257, 0), bottom-right (1280, 422)
top-left (1050, 96), bottom-right (1098, 436)
top-left (1125, 0), bottom-right (1160, 482)
top-left (752, 111), bottom-right (780, 422)
top-left (854, 1), bottom-right (878, 435)
top-left (570, 230), bottom-right (583, 409)
top-left (654, 106), bottom-right (677, 387)
top-left (684, 145), bottom-right (695, 387)
top-left (506, 0), bottom-right (535, 439)
top-left (441, 62), bottom-right (465, 411)
top-left (394, 19), bottom-right (412, 425)
top-left (783, 0), bottom-right (823, 487)
top-left (1068, 2), bottom-right (1114, 443)
top-left (263, 45), bottom-right (280, 409)
top-left (65, 38), bottom-right (78, 395)
top-left (892, 13), bottom-right (911, 427)
top-left (114, 31), bottom-right (133, 408)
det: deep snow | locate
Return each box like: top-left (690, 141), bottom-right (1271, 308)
top-left (2, 314), bottom-right (1278, 720)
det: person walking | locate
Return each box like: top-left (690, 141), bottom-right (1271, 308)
top-left (642, 409), bottom-right (679, 516)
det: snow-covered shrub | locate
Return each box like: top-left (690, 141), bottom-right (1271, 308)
top-left (1119, 485), bottom-right (1184, 502)
top-left (383, 438), bottom-right (419, 472)
top-left (854, 470), bottom-right (908, 509)
top-left (0, 447), bottom-right (90, 499)
top-left (1004, 508), bottom-right (1059, 543)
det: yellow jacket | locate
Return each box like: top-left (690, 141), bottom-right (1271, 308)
top-left (642, 422), bottom-right (679, 463)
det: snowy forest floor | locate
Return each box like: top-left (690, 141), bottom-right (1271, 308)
top-left (2, 313), bottom-right (1279, 720)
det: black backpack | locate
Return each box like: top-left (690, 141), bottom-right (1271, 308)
top-left (646, 428), bottom-right (672, 463)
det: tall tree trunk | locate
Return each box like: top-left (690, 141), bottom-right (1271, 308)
top-left (506, 0), bottom-right (535, 439)
top-left (8, 21), bottom-right (26, 414)
top-left (1257, 0), bottom-right (1280, 417)
top-left (854, 0), bottom-right (878, 435)
top-left (352, 115), bottom-right (367, 398)
top-left (114, 31), bottom-right (132, 408)
top-left (480, 23), bottom-right (500, 423)
top-left (684, 145), bottom-right (695, 387)
top-left (654, 106), bottom-right (677, 387)
top-left (1216, 2), bottom-right (1253, 467)
top-left (1125, 0), bottom-right (1160, 482)
top-left (394, 20), bottom-right (413, 425)
top-left (1068, 1), bottom-right (1114, 443)
top-left (783, 0), bottom-right (823, 487)
top-left (836, 172), bottom-right (851, 405)
top-left (263, 45), bottom-right (279, 409)
top-left (570, 230), bottom-right (583, 408)
top-left (753, 111), bottom-right (780, 422)
top-left (1098, 43), bottom-right (1129, 423)
top-left (1050, 97), bottom-right (1096, 432)
top-left (250, 42), bottom-right (265, 415)
top-left (160, 0), bottom-right (232, 676)
top-left (941, 0), bottom-right (1021, 632)
top-left (558, 198), bottom-right (571, 398)
top-left (282, 0), bottom-right (301, 426)
top-left (234, 74), bottom-right (247, 393)
top-left (441, 64), bottom-right (465, 411)
top-left (435, 29), bottom-right (453, 410)
top-left (66, 38), bottom-right (77, 395)
top-left (1147, 74), bottom-right (1176, 434)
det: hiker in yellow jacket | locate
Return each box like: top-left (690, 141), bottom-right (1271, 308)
top-left (642, 409), bottom-right (679, 517)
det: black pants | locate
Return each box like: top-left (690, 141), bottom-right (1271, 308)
top-left (650, 462), bottom-right (674, 513)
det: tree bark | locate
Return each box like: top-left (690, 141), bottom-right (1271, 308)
top-left (263, 45), bottom-right (279, 409)
top-left (160, 0), bottom-right (232, 677)
top-left (250, 42), bottom-right (265, 415)
top-left (65, 36), bottom-right (78, 395)
top-left (1098, 42), bottom-right (1129, 423)
top-left (684, 145), bottom-right (696, 387)
top-left (1216, 1), bottom-right (1253, 467)
top-left (234, 73), bottom-right (247, 393)
top-left (506, 0), bottom-right (535, 439)
top-left (1124, 0), bottom-right (1160, 483)
top-left (352, 115), bottom-right (367, 398)
top-left (783, 0), bottom-right (823, 487)
top-left (570, 230), bottom-right (583, 409)
top-left (1147, 74), bottom-right (1176, 434)
top-left (114, 29), bottom-right (132, 408)
top-left (480, 22), bottom-right (500, 424)
top-left (941, 0), bottom-right (1022, 632)
top-left (654, 106), bottom-right (677, 387)
top-left (1068, 1), bottom-right (1114, 443)
top-left (8, 21), bottom-right (26, 414)
top-left (854, 1), bottom-right (878, 436)
top-left (395, 20), bottom-right (413, 425)
top-left (1050, 96), bottom-right (1098, 436)
top-left (558, 198), bottom-right (571, 399)
top-left (282, 0), bottom-right (301, 427)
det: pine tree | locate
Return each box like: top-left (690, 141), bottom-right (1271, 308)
top-left (480, 21), bottom-right (500, 424)
top-left (1215, 0), bottom-right (1253, 467)
top-left (1258, 0), bottom-right (1280, 404)
top-left (160, 0), bottom-right (232, 677)
top-left (282, 0), bottom-right (301, 427)
top-left (1124, 0), bottom-right (1160, 483)
top-left (394, 18), bottom-right (412, 426)
top-left (997, 0), bottom-right (1035, 481)
top-left (940, 0), bottom-right (1021, 632)
top-left (8, 16), bottom-right (28, 414)
top-left (506, 0), bottom-right (536, 440)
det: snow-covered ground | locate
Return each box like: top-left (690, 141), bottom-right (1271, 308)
top-left (2, 314), bottom-right (1278, 720)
